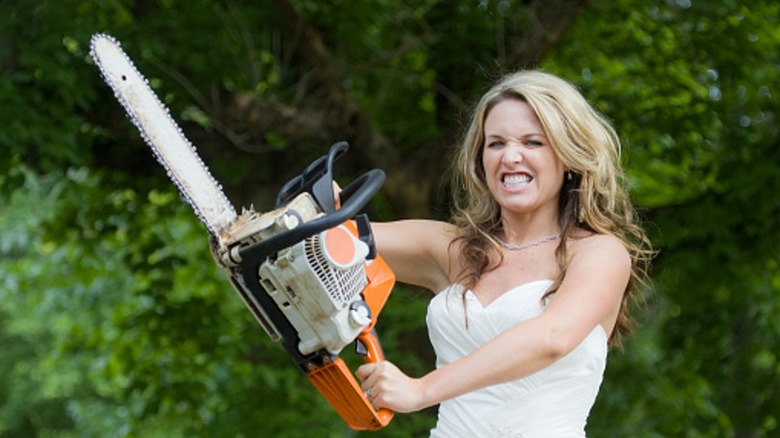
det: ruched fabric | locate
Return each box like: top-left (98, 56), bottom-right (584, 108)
top-left (426, 280), bottom-right (607, 438)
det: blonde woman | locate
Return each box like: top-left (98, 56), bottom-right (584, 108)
top-left (355, 70), bottom-right (653, 437)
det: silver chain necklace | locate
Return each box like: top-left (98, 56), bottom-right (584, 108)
top-left (496, 233), bottom-right (561, 251)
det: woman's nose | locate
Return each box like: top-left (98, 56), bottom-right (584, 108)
top-left (502, 142), bottom-right (524, 164)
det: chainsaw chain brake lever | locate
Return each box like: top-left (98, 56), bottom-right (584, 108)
top-left (275, 141), bottom-right (347, 212)
top-left (241, 142), bottom-right (385, 263)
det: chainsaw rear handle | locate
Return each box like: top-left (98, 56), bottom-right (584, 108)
top-left (307, 330), bottom-right (395, 430)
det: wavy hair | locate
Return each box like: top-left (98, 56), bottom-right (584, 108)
top-left (450, 70), bottom-right (653, 346)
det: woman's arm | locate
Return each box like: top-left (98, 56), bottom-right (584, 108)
top-left (371, 220), bottom-right (458, 293)
top-left (357, 233), bottom-right (631, 412)
top-left (333, 180), bottom-right (455, 293)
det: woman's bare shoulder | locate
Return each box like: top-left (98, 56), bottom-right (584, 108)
top-left (568, 231), bottom-right (631, 273)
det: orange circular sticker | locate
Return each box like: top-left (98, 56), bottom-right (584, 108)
top-left (324, 226), bottom-right (356, 266)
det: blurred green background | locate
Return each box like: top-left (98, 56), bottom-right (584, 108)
top-left (1, 1), bottom-right (778, 436)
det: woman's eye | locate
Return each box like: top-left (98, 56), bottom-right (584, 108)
top-left (525, 140), bottom-right (544, 147)
top-left (487, 140), bottom-right (504, 148)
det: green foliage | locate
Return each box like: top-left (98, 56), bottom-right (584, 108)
top-left (547, 1), bottom-right (780, 436)
top-left (1, 0), bottom-right (779, 437)
top-left (0, 165), bottom-right (361, 437)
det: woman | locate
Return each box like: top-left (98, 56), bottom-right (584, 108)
top-left (355, 70), bottom-right (653, 437)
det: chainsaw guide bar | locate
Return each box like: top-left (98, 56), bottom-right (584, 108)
top-left (90, 34), bottom-right (237, 241)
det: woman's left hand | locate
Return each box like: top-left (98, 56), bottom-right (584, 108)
top-left (356, 361), bottom-right (427, 413)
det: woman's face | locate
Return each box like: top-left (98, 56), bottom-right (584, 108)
top-left (481, 98), bottom-right (566, 219)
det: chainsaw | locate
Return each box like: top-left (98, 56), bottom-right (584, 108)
top-left (89, 33), bottom-right (395, 430)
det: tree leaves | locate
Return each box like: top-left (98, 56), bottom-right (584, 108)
top-left (1, 0), bottom-right (779, 436)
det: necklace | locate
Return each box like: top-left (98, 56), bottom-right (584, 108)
top-left (496, 233), bottom-right (561, 251)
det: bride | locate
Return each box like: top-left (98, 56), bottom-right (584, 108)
top-left (353, 70), bottom-right (653, 437)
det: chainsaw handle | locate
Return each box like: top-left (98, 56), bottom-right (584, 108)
top-left (306, 328), bottom-right (394, 430)
top-left (273, 141), bottom-right (380, 215)
top-left (240, 167), bottom-right (385, 263)
top-left (338, 170), bottom-right (373, 208)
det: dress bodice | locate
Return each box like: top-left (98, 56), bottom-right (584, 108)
top-left (426, 280), bottom-right (607, 438)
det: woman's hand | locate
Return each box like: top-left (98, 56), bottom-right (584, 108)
top-left (332, 181), bottom-right (341, 210)
top-left (356, 361), bottom-right (428, 413)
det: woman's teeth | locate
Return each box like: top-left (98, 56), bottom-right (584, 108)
top-left (503, 174), bottom-right (531, 188)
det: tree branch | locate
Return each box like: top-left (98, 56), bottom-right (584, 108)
top-left (263, 0), bottom-right (438, 216)
top-left (269, 0), bottom-right (401, 165)
top-left (507, 0), bottom-right (591, 67)
top-left (212, 0), bottom-right (591, 217)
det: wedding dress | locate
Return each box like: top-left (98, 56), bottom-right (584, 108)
top-left (427, 280), bottom-right (607, 437)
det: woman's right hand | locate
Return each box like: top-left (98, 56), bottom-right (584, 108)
top-left (357, 361), bottom-right (430, 413)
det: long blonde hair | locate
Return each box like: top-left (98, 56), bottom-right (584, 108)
top-left (450, 70), bottom-right (653, 346)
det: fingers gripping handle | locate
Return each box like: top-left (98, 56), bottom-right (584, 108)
top-left (305, 329), bottom-right (394, 430)
top-left (358, 330), bottom-right (395, 422)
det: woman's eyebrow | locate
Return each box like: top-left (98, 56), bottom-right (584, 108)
top-left (484, 132), bottom-right (546, 140)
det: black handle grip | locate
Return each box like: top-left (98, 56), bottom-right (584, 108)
top-left (240, 168), bottom-right (385, 264)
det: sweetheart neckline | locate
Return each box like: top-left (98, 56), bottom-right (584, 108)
top-left (463, 279), bottom-right (554, 309)
top-left (460, 280), bottom-right (610, 340)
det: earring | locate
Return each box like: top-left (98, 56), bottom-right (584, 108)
top-left (567, 171), bottom-right (573, 181)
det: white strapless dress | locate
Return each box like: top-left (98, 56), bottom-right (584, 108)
top-left (426, 280), bottom-right (607, 438)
